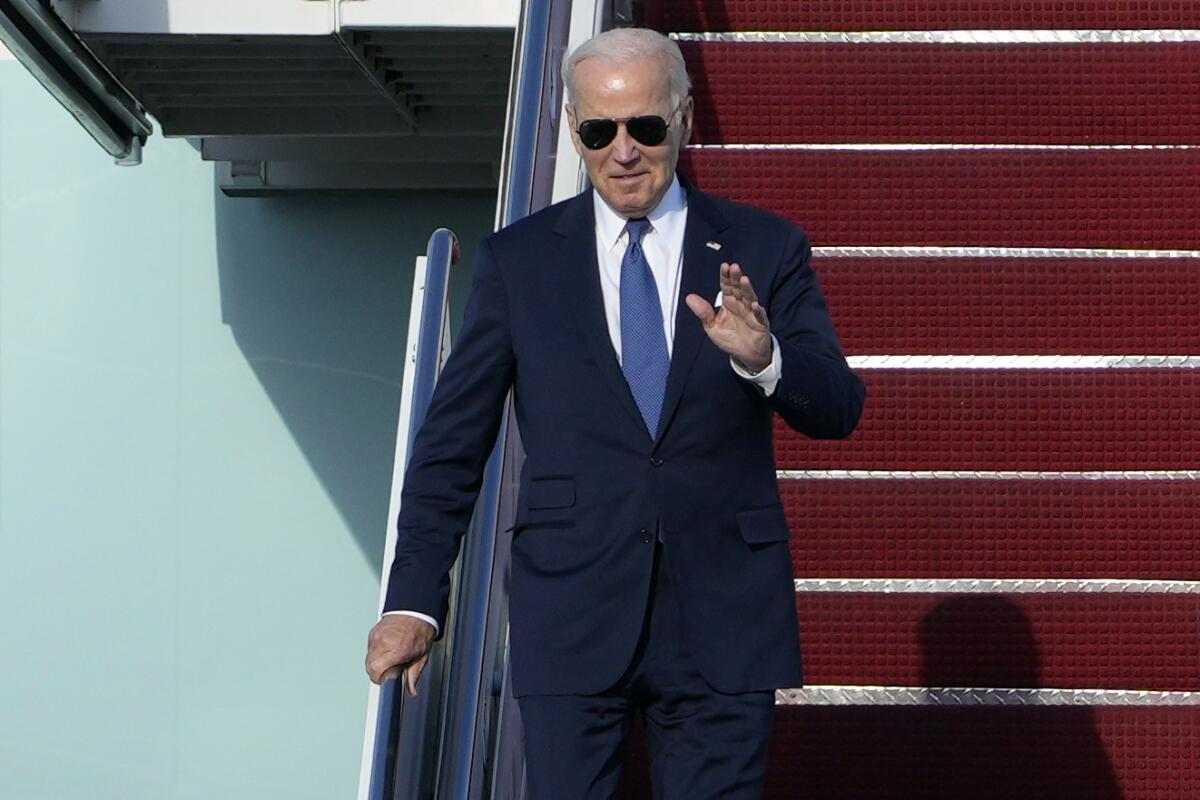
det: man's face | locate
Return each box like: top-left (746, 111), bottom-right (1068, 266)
top-left (567, 55), bottom-right (693, 218)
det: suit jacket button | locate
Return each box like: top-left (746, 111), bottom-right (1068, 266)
top-left (650, 456), bottom-right (664, 467)
top-left (639, 528), bottom-right (652, 543)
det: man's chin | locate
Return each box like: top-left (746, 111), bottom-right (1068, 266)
top-left (599, 185), bottom-right (653, 217)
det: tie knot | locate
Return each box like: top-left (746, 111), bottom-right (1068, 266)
top-left (624, 217), bottom-right (652, 246)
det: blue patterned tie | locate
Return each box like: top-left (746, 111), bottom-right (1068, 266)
top-left (620, 218), bottom-right (670, 436)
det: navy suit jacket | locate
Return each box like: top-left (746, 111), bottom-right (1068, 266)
top-left (384, 176), bottom-right (865, 697)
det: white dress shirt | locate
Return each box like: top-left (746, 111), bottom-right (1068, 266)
top-left (386, 176), bottom-right (782, 634)
top-left (592, 175), bottom-right (781, 393)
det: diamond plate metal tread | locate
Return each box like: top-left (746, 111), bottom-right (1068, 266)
top-left (816, 246), bottom-right (1200, 258)
top-left (814, 257), bottom-right (1200, 355)
top-left (639, 0), bottom-right (1200, 31)
top-left (674, 31), bottom-right (1200, 43)
top-left (776, 686), bottom-right (1200, 706)
top-left (794, 592), bottom-right (1200, 690)
top-left (796, 578), bottom-right (1200, 593)
top-left (779, 478), bottom-right (1200, 580)
top-left (680, 42), bottom-right (1200, 145)
top-left (679, 149), bottom-right (1200, 249)
top-left (848, 355), bottom-right (1200, 369)
top-left (773, 369), bottom-right (1200, 471)
top-left (618, 707), bottom-right (1200, 799)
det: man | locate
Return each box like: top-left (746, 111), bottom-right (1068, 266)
top-left (366, 27), bottom-right (865, 799)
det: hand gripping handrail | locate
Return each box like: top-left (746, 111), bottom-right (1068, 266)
top-left (367, 227), bottom-right (460, 800)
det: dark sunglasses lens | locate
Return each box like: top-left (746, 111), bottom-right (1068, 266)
top-left (578, 115), bottom-right (671, 149)
top-left (579, 119), bottom-right (617, 150)
top-left (626, 115), bottom-right (669, 146)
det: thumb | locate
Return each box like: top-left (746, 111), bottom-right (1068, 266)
top-left (685, 293), bottom-right (716, 327)
top-left (405, 653), bottom-right (429, 697)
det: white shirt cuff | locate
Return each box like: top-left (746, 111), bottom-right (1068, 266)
top-left (730, 334), bottom-right (782, 397)
top-left (383, 609), bottom-right (440, 635)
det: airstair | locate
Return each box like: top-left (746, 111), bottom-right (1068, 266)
top-left (7, 0), bottom-right (1198, 797)
top-left (373, 2), bottom-right (1200, 796)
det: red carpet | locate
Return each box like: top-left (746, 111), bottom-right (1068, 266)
top-left (817, 257), bottom-right (1200, 355)
top-left (681, 149), bottom-right (1200, 248)
top-left (796, 592), bottom-right (1200, 690)
top-left (774, 369), bottom-right (1200, 471)
top-left (683, 43), bottom-right (1200, 145)
top-left (784, 479), bottom-right (1200, 579)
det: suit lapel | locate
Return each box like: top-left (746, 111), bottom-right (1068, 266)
top-left (653, 186), bottom-right (730, 445)
top-left (552, 192), bottom-right (650, 438)
top-left (550, 183), bottom-right (732, 447)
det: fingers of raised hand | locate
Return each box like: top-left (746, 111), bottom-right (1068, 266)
top-left (722, 262), bottom-right (760, 306)
top-left (719, 263), bottom-right (767, 331)
top-left (719, 262), bottom-right (739, 300)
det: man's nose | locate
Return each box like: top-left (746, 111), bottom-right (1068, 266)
top-left (611, 124), bottom-right (639, 164)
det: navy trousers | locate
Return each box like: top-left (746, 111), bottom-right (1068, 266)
top-left (518, 542), bottom-right (776, 799)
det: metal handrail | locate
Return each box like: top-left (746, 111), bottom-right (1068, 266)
top-left (494, 0), bottom-right (566, 230)
top-left (435, 0), bottom-right (573, 796)
top-left (367, 0), bottom-right (572, 792)
top-left (367, 227), bottom-right (460, 800)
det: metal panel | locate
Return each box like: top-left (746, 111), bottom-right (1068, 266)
top-left (340, 0), bottom-right (520, 29)
top-left (217, 161), bottom-right (498, 194)
top-left (51, 0), bottom-right (335, 36)
top-left (201, 135), bottom-right (500, 165)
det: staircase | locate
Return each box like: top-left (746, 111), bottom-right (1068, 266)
top-left (622, 2), bottom-right (1200, 797)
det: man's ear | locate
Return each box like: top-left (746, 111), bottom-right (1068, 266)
top-left (680, 96), bottom-right (695, 147)
top-left (565, 104), bottom-right (585, 157)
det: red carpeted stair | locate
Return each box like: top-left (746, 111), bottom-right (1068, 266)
top-left (774, 369), bottom-right (1200, 470)
top-left (682, 149), bottom-right (1200, 248)
top-left (818, 257), bottom-right (1200, 355)
top-left (643, 0), bottom-right (1200, 30)
top-left (621, 2), bottom-right (1200, 796)
top-left (682, 43), bottom-right (1200, 145)
top-left (784, 479), bottom-right (1200, 579)
top-left (796, 592), bottom-right (1200, 690)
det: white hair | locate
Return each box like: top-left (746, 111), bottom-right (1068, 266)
top-left (561, 27), bottom-right (692, 109)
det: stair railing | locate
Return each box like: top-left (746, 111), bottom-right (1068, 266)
top-left (363, 227), bottom-right (460, 800)
top-left (434, 0), bottom-right (574, 797)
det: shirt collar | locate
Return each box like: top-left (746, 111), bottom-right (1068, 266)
top-left (592, 174), bottom-right (686, 251)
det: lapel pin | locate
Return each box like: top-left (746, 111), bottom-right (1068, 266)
top-left (705, 241), bottom-right (722, 251)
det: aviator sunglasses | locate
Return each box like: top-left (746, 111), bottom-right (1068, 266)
top-left (573, 105), bottom-right (681, 150)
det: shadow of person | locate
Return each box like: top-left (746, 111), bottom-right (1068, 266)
top-left (909, 595), bottom-right (1124, 799)
top-left (760, 595), bottom-right (1125, 799)
top-left (212, 184), bottom-right (495, 571)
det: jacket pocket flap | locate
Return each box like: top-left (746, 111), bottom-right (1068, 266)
top-left (736, 505), bottom-right (792, 544)
top-left (526, 477), bottom-right (576, 510)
